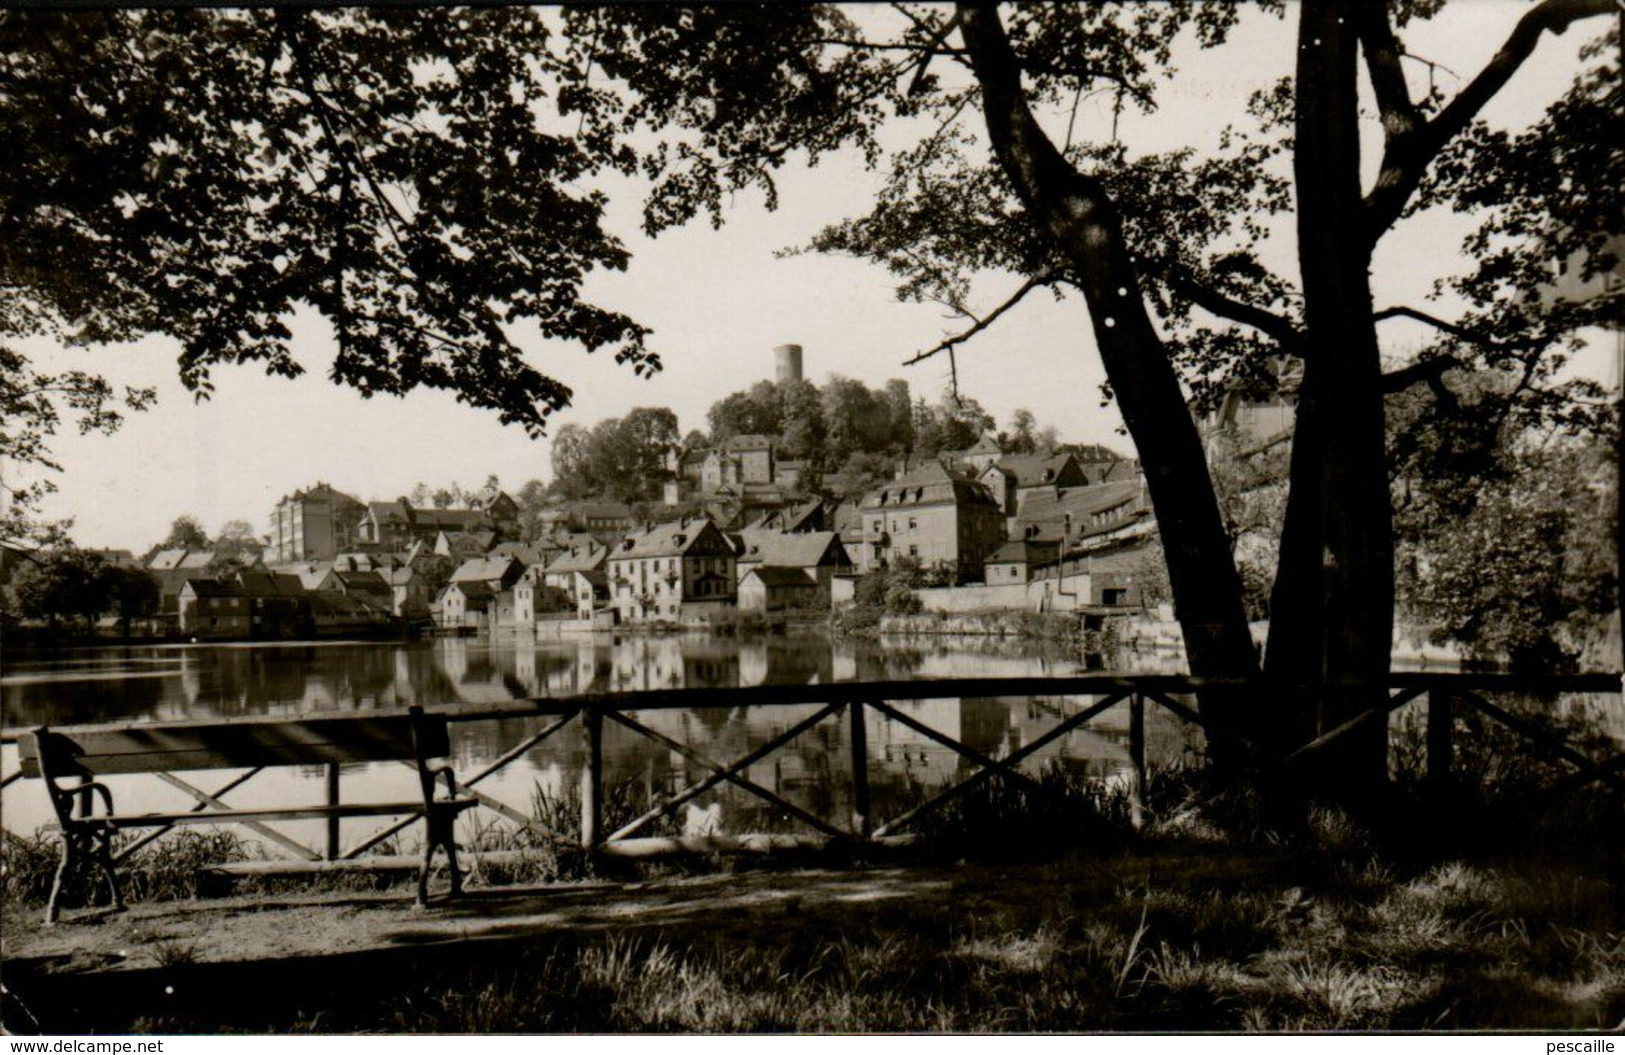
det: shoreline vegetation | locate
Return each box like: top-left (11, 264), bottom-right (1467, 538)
top-left (6, 704), bottom-right (1625, 1033)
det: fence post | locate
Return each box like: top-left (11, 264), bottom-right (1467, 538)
top-left (1129, 693), bottom-right (1147, 831)
top-left (581, 707), bottom-right (603, 852)
top-left (1427, 689), bottom-right (1452, 791)
top-left (325, 763), bottom-right (341, 860)
top-left (849, 701), bottom-right (871, 839)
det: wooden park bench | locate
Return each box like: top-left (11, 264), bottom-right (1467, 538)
top-left (18, 706), bottom-right (476, 923)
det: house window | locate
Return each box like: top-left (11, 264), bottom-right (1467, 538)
top-left (909, 545), bottom-right (919, 557)
top-left (873, 520), bottom-right (882, 534)
top-left (1011, 567), bottom-right (1019, 578)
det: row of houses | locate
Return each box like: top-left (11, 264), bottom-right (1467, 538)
top-left (847, 447), bottom-right (1151, 584)
top-left (434, 516), bottom-right (859, 630)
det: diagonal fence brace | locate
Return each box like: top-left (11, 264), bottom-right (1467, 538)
top-left (346, 711), bottom-right (582, 858)
top-left (606, 705), bottom-right (847, 841)
top-left (156, 771), bottom-right (319, 861)
top-left (115, 767), bottom-right (264, 863)
top-left (872, 691), bottom-right (1129, 838)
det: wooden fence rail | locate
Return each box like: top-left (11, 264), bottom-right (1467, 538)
top-left (1, 672), bottom-right (1620, 867)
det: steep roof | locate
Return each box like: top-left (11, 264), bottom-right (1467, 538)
top-left (444, 579), bottom-right (496, 604)
top-left (180, 578), bottom-right (237, 597)
top-left (945, 434), bottom-right (1004, 460)
top-left (365, 500), bottom-right (412, 522)
top-left (235, 570), bottom-right (306, 597)
top-left (451, 555), bottom-right (521, 583)
top-left (438, 529), bottom-right (496, 552)
top-left (736, 530), bottom-right (847, 569)
top-left (1015, 480), bottom-right (1145, 539)
top-left (488, 541), bottom-right (546, 565)
top-left (545, 541), bottom-right (608, 575)
top-left (987, 539), bottom-right (1061, 566)
top-left (332, 569), bottom-right (390, 591)
top-left (742, 566), bottom-right (817, 588)
top-left (750, 498), bottom-right (827, 533)
top-left (722, 434), bottom-right (775, 452)
top-left (287, 562), bottom-right (334, 590)
top-left (611, 517), bottom-right (727, 559)
top-left (147, 548), bottom-right (213, 571)
top-left (987, 453), bottom-right (1081, 488)
top-left (1076, 458), bottom-right (1141, 485)
top-left (860, 461), bottom-right (998, 511)
top-left (146, 548), bottom-right (189, 570)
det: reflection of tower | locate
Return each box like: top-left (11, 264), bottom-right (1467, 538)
top-left (773, 343), bottom-right (803, 384)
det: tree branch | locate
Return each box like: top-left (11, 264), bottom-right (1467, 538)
top-left (1356, 5), bottom-right (1420, 147)
top-left (1380, 354), bottom-right (1463, 394)
top-left (903, 272), bottom-right (1058, 366)
top-left (1167, 270), bottom-right (1303, 350)
top-left (1364, 0), bottom-right (1614, 238)
top-left (1373, 304), bottom-right (1550, 353)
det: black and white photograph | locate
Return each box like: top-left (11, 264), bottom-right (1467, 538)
top-left (0, 0), bottom-right (1621, 1037)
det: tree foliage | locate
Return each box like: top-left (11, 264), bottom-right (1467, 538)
top-left (0, 6), bottom-right (660, 544)
top-left (549, 407), bottom-right (679, 503)
top-left (7, 548), bottom-right (158, 631)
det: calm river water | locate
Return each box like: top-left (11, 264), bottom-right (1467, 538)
top-left (0, 632), bottom-right (1206, 846)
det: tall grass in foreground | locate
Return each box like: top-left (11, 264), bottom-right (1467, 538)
top-left (221, 848), bottom-right (1623, 1032)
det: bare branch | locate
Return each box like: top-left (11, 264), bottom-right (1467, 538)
top-left (1168, 270), bottom-right (1303, 350)
top-left (1373, 304), bottom-right (1550, 352)
top-left (1365, 0), bottom-right (1614, 238)
top-left (903, 273), bottom-right (1059, 366)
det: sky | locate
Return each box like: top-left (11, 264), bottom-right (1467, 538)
top-left (13, 3), bottom-right (1613, 552)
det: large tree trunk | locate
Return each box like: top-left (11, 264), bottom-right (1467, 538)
top-left (1264, 0), bottom-right (1394, 800)
top-left (957, 4), bottom-right (1261, 765)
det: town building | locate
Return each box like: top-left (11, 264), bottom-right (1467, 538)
top-left (268, 482), bottom-right (366, 564)
top-left (436, 580), bottom-right (496, 630)
top-left (542, 541), bottom-right (611, 619)
top-left (984, 540), bottom-right (1062, 585)
top-left (738, 566), bottom-right (821, 612)
top-left (177, 579), bottom-right (251, 638)
top-left (355, 492), bottom-right (518, 550)
top-left (319, 568), bottom-right (393, 612)
top-left (232, 569), bottom-right (311, 638)
top-left (449, 554), bottom-right (525, 594)
top-left (146, 549), bottom-right (219, 612)
top-left (942, 434), bottom-right (1006, 473)
top-left (434, 529), bottom-right (497, 560)
top-left (979, 453), bottom-right (1088, 519)
top-left (733, 530), bottom-right (853, 599)
top-left (537, 501), bottom-right (636, 543)
top-left (607, 517), bottom-right (737, 622)
top-left (748, 498), bottom-right (837, 535)
top-left (1013, 478), bottom-right (1153, 551)
top-left (858, 461), bottom-right (1006, 583)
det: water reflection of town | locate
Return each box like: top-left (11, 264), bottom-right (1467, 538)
top-left (4, 635), bottom-right (1200, 836)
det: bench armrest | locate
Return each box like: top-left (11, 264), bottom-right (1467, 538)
top-left (423, 758), bottom-right (459, 799)
top-left (59, 780), bottom-right (117, 821)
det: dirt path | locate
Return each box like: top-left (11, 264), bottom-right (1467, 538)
top-left (6, 866), bottom-right (964, 977)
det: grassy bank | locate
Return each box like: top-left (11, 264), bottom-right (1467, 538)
top-left (6, 835), bottom-right (1622, 1033)
top-left (7, 704), bottom-right (1625, 1032)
